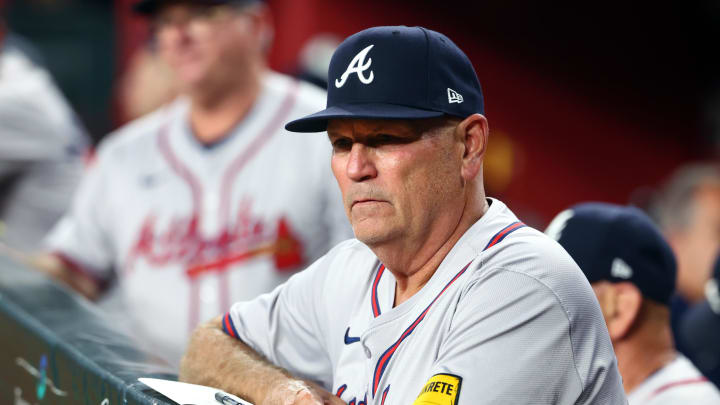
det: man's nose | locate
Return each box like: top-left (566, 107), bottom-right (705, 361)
top-left (346, 143), bottom-right (377, 182)
top-left (158, 20), bottom-right (193, 47)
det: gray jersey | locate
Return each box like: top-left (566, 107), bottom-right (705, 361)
top-left (45, 72), bottom-right (352, 365)
top-left (224, 198), bottom-right (627, 405)
top-left (0, 41), bottom-right (88, 251)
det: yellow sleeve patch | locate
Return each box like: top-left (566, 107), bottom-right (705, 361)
top-left (413, 373), bottom-right (462, 405)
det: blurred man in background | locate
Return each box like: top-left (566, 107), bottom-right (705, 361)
top-left (33, 0), bottom-right (350, 367)
top-left (547, 202), bottom-right (720, 404)
top-left (649, 164), bottom-right (720, 356)
top-left (681, 254), bottom-right (720, 388)
top-left (651, 164), bottom-right (720, 305)
top-left (0, 20), bottom-right (89, 252)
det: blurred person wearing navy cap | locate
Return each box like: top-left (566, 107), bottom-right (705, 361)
top-left (680, 254), bottom-right (720, 388)
top-left (547, 202), bottom-right (720, 404)
top-left (30, 0), bottom-right (350, 367)
top-left (180, 26), bottom-right (625, 405)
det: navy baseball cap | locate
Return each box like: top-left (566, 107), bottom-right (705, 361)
top-left (285, 26), bottom-right (484, 133)
top-left (547, 202), bottom-right (677, 305)
top-left (133, 0), bottom-right (260, 15)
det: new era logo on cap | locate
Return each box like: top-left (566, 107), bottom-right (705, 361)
top-left (447, 88), bottom-right (463, 104)
top-left (611, 258), bottom-right (633, 279)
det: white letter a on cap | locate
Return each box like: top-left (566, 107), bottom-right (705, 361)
top-left (335, 44), bottom-right (375, 88)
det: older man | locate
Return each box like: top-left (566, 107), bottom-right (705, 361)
top-left (651, 164), bottom-right (720, 305)
top-left (180, 26), bottom-right (626, 404)
top-left (35, 0), bottom-right (350, 367)
top-left (548, 203), bottom-right (720, 403)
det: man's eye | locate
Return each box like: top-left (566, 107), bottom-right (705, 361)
top-left (370, 134), bottom-right (405, 146)
top-left (191, 6), bottom-right (219, 20)
top-left (332, 139), bottom-right (352, 151)
top-left (377, 134), bottom-right (397, 143)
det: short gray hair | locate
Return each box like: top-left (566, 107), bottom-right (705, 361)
top-left (650, 163), bottom-right (720, 231)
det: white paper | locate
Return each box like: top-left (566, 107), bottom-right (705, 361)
top-left (139, 378), bottom-right (253, 405)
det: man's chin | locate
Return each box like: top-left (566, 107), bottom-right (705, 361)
top-left (352, 222), bottom-right (397, 247)
top-left (176, 68), bottom-right (210, 90)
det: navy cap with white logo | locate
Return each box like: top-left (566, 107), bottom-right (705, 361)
top-left (546, 202), bottom-right (677, 305)
top-left (285, 26), bottom-right (484, 133)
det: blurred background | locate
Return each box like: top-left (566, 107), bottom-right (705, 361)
top-left (4, 0), bottom-right (718, 227)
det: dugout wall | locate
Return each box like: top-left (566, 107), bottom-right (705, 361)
top-left (0, 254), bottom-right (175, 405)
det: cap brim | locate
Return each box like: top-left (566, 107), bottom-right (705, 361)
top-left (285, 103), bottom-right (445, 133)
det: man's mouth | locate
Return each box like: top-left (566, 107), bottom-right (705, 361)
top-left (351, 199), bottom-right (385, 208)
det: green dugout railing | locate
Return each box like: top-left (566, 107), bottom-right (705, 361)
top-left (0, 254), bottom-right (177, 405)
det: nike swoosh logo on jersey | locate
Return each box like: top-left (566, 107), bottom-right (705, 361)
top-left (139, 174), bottom-right (158, 188)
top-left (344, 327), bottom-right (361, 345)
top-left (139, 172), bottom-right (170, 188)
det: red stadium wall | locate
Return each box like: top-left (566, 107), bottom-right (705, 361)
top-left (114, 0), bottom-right (695, 226)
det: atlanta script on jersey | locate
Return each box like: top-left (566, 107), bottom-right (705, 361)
top-left (46, 72), bottom-right (352, 365)
top-left (224, 199), bottom-right (627, 404)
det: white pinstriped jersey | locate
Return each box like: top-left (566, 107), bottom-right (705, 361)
top-left (627, 355), bottom-right (720, 404)
top-left (45, 72), bottom-right (352, 366)
top-left (224, 199), bottom-right (627, 405)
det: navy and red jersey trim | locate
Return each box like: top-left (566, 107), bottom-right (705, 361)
top-left (371, 264), bottom-right (386, 318)
top-left (646, 377), bottom-right (709, 401)
top-left (380, 385), bottom-right (390, 405)
top-left (53, 251), bottom-right (109, 292)
top-left (371, 260), bottom-right (474, 396)
top-left (222, 312), bottom-right (240, 339)
top-left (335, 384), bottom-right (347, 398)
top-left (483, 221), bottom-right (526, 251)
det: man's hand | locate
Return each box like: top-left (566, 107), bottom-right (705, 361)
top-left (0, 242), bottom-right (99, 300)
top-left (262, 379), bottom-right (345, 405)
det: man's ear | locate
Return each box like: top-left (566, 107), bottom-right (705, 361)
top-left (604, 282), bottom-right (643, 341)
top-left (237, 4), bottom-right (274, 53)
top-left (456, 113), bottom-right (488, 181)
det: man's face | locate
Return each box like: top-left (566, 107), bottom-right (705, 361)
top-left (591, 281), bottom-right (613, 327)
top-left (671, 185), bottom-right (720, 302)
top-left (327, 118), bottom-right (465, 247)
top-left (153, 2), bottom-right (259, 90)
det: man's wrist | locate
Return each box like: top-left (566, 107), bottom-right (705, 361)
top-left (262, 378), bottom-right (313, 405)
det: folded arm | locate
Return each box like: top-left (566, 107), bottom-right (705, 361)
top-left (180, 316), bottom-right (344, 405)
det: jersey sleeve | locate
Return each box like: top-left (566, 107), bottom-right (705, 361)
top-left (417, 267), bottom-right (626, 405)
top-left (43, 147), bottom-right (115, 284)
top-left (0, 59), bottom-right (88, 173)
top-left (223, 254), bottom-right (334, 388)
